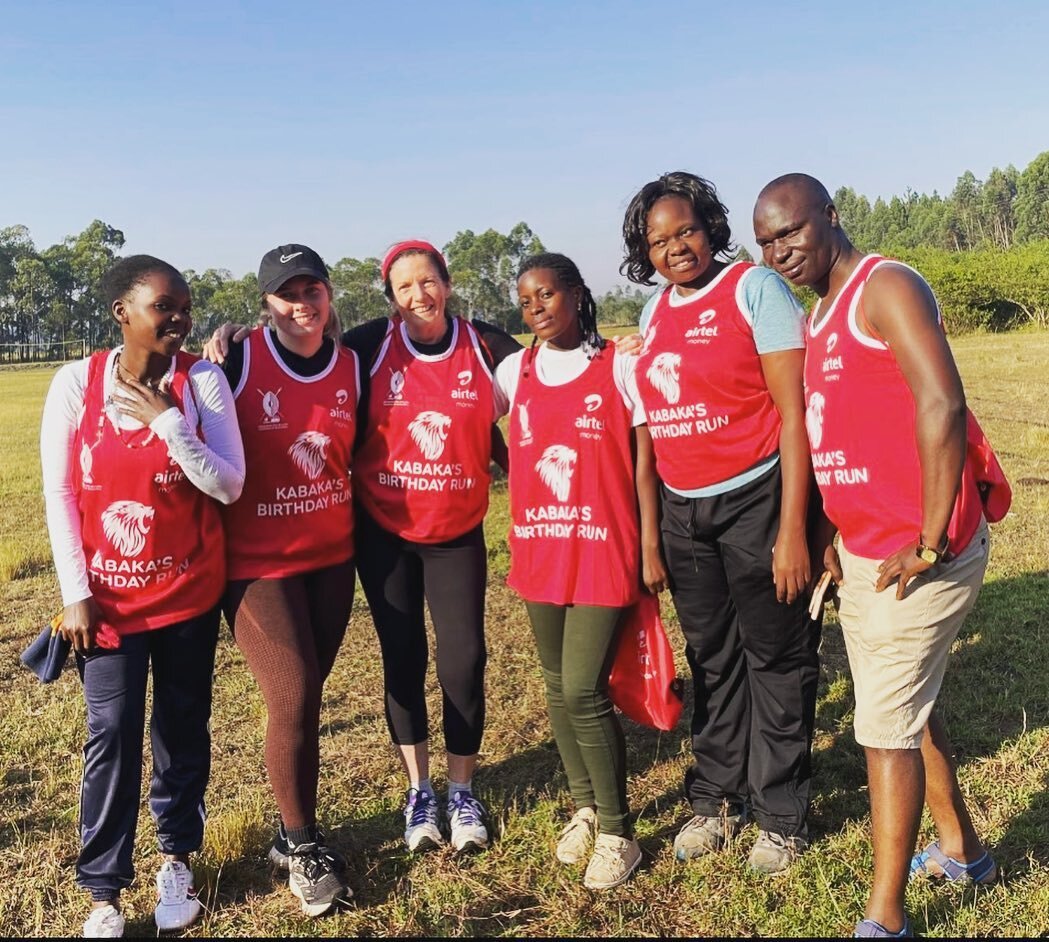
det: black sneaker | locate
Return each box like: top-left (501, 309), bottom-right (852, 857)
top-left (269, 823), bottom-right (347, 874)
top-left (286, 841), bottom-right (351, 917)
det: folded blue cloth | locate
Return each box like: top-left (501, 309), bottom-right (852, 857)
top-left (20, 616), bottom-right (72, 683)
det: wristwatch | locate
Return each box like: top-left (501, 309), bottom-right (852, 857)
top-left (915, 537), bottom-right (948, 565)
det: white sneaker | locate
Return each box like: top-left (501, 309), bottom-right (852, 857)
top-left (154, 860), bottom-right (202, 931)
top-left (447, 791), bottom-right (489, 852)
top-left (403, 788), bottom-right (444, 852)
top-left (583, 833), bottom-right (642, 890)
top-left (556, 807), bottom-right (597, 864)
top-left (83, 904), bottom-right (124, 938)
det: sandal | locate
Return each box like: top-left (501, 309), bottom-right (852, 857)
top-left (909, 840), bottom-right (997, 884)
top-left (853, 917), bottom-right (911, 937)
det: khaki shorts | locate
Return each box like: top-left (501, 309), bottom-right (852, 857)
top-left (837, 519), bottom-right (989, 749)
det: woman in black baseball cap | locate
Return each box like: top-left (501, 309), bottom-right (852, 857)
top-left (215, 243), bottom-right (360, 915)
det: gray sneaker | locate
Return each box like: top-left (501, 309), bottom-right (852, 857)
top-left (747, 829), bottom-right (807, 875)
top-left (673, 812), bottom-right (743, 861)
top-left (287, 843), bottom-right (351, 916)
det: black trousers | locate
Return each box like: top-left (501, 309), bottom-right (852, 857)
top-left (75, 607), bottom-right (219, 896)
top-left (355, 507), bottom-right (488, 756)
top-left (660, 464), bottom-right (820, 838)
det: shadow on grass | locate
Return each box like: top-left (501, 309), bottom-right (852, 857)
top-left (809, 571), bottom-right (1049, 861)
top-left (997, 767), bottom-right (1049, 878)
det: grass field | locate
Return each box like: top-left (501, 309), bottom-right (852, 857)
top-left (1, 331), bottom-right (1047, 938)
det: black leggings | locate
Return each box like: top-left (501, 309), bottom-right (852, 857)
top-left (355, 507), bottom-right (487, 756)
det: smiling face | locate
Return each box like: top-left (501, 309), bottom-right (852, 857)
top-left (645, 196), bottom-right (719, 292)
top-left (114, 271), bottom-right (192, 357)
top-left (518, 268), bottom-right (583, 350)
top-left (264, 274), bottom-right (332, 355)
top-left (753, 185), bottom-right (838, 290)
top-left (387, 253), bottom-right (452, 342)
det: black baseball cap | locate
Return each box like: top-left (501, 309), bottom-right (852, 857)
top-left (257, 243), bottom-right (330, 295)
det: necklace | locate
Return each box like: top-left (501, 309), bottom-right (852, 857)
top-left (101, 352), bottom-right (159, 448)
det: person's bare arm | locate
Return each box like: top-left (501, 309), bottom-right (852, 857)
top-left (490, 424), bottom-right (509, 474)
top-left (760, 348), bottom-right (811, 604)
top-left (864, 264), bottom-right (967, 599)
top-left (634, 425), bottom-right (668, 594)
top-left (202, 322), bottom-right (252, 364)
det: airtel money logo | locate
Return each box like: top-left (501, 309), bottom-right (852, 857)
top-left (331, 388), bottom-right (354, 422)
top-left (452, 369), bottom-right (478, 402)
top-left (822, 332), bottom-right (843, 373)
top-left (576, 394), bottom-right (604, 434)
top-left (685, 308), bottom-right (718, 340)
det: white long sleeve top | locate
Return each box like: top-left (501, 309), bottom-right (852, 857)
top-left (40, 349), bottom-right (246, 606)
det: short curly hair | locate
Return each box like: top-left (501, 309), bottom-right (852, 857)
top-left (620, 171), bottom-right (735, 285)
top-left (100, 255), bottom-right (185, 306)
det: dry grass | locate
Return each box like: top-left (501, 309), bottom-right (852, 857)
top-left (1, 330), bottom-right (1047, 937)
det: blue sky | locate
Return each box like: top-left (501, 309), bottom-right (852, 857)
top-left (2, 0), bottom-right (1047, 293)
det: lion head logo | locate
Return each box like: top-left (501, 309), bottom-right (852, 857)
top-left (289, 430), bottom-right (331, 480)
top-left (646, 352), bottom-right (681, 404)
top-left (101, 500), bottom-right (154, 557)
top-left (408, 411), bottom-right (452, 460)
top-left (535, 444), bottom-right (577, 502)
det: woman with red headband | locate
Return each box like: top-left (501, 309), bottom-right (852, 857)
top-left (348, 240), bottom-right (519, 854)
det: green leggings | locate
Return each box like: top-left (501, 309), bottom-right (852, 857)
top-left (525, 601), bottom-right (630, 837)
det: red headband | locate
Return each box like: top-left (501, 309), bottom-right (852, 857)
top-left (380, 239), bottom-right (446, 282)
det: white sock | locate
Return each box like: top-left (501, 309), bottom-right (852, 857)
top-left (411, 777), bottom-right (433, 798)
top-left (447, 779), bottom-right (472, 800)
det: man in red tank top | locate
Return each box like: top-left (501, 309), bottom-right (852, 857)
top-left (754, 175), bottom-right (999, 939)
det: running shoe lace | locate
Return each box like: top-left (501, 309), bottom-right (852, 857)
top-left (156, 861), bottom-right (194, 904)
top-left (294, 844), bottom-right (336, 882)
top-left (448, 792), bottom-right (484, 827)
top-left (408, 792), bottom-right (440, 829)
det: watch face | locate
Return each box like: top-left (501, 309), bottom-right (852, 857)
top-left (917, 546), bottom-right (939, 564)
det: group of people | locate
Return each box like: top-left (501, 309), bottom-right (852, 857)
top-left (39, 169), bottom-right (1002, 939)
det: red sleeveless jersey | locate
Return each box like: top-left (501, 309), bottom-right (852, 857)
top-left (635, 262), bottom-right (782, 489)
top-left (354, 317), bottom-right (494, 543)
top-left (803, 255), bottom-right (983, 559)
top-left (72, 350), bottom-right (225, 634)
top-left (507, 347), bottom-right (639, 607)
top-left (224, 328), bottom-right (358, 580)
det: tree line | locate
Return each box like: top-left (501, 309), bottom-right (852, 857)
top-left (2, 150), bottom-right (1048, 360)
